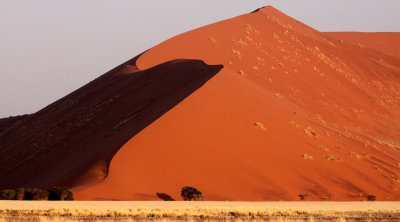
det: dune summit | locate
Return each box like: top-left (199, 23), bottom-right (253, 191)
top-left (1, 6), bottom-right (399, 201)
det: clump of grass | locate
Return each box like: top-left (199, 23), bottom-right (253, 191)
top-left (323, 154), bottom-right (340, 161)
top-left (254, 122), bottom-right (267, 131)
top-left (304, 127), bottom-right (317, 137)
top-left (302, 153), bottom-right (313, 160)
top-left (350, 152), bottom-right (362, 159)
top-left (290, 121), bottom-right (299, 128)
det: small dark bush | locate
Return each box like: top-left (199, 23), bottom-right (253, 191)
top-left (156, 192), bottom-right (175, 201)
top-left (48, 187), bottom-right (74, 200)
top-left (0, 189), bottom-right (16, 200)
top-left (298, 193), bottom-right (308, 201)
top-left (367, 194), bottom-right (376, 201)
top-left (181, 186), bottom-right (203, 201)
top-left (32, 189), bottom-right (49, 200)
top-left (23, 188), bottom-right (35, 200)
top-left (15, 188), bottom-right (25, 200)
top-left (23, 188), bottom-right (48, 200)
top-left (1, 187), bottom-right (71, 201)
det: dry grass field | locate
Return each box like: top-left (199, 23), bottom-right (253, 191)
top-left (0, 201), bottom-right (400, 222)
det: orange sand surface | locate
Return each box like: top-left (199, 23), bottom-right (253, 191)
top-left (75, 7), bottom-right (400, 200)
top-left (325, 32), bottom-right (400, 57)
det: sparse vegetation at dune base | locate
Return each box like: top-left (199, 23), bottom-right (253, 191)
top-left (0, 187), bottom-right (73, 201)
top-left (180, 186), bottom-right (204, 201)
top-left (0, 201), bottom-right (400, 222)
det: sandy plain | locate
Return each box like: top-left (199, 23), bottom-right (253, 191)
top-left (1, 201), bottom-right (400, 222)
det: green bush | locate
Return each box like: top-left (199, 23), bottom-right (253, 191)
top-left (181, 186), bottom-right (203, 201)
top-left (0, 189), bottom-right (16, 200)
top-left (48, 187), bottom-right (74, 200)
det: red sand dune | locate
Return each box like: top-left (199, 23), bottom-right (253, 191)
top-left (325, 32), bottom-right (400, 57)
top-left (1, 6), bottom-right (400, 201)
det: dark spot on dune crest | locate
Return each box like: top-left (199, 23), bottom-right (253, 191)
top-left (251, 6), bottom-right (268, 13)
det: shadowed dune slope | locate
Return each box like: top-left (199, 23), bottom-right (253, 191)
top-left (0, 59), bottom-right (223, 189)
top-left (0, 115), bottom-right (29, 135)
top-left (75, 6), bottom-right (400, 201)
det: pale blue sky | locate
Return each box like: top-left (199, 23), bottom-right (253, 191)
top-left (0, 1), bottom-right (399, 117)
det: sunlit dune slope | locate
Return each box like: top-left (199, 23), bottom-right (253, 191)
top-left (76, 6), bottom-right (400, 201)
top-left (325, 32), bottom-right (400, 57)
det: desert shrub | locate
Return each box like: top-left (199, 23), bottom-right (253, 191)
top-left (298, 193), bottom-right (308, 201)
top-left (367, 194), bottom-right (376, 201)
top-left (1, 188), bottom-right (49, 200)
top-left (15, 188), bottom-right (25, 200)
top-left (32, 189), bottom-right (49, 200)
top-left (0, 189), bottom-right (16, 200)
top-left (181, 186), bottom-right (203, 201)
top-left (23, 188), bottom-right (34, 200)
top-left (23, 188), bottom-right (48, 200)
top-left (156, 192), bottom-right (175, 201)
top-left (48, 187), bottom-right (74, 200)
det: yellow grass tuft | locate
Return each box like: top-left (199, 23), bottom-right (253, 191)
top-left (254, 122), bottom-right (267, 131)
top-left (304, 127), bottom-right (317, 137)
top-left (302, 153), bottom-right (314, 160)
top-left (290, 121), bottom-right (300, 128)
top-left (323, 154), bottom-right (340, 161)
top-left (350, 152), bottom-right (362, 160)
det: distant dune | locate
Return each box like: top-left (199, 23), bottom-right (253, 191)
top-left (1, 6), bottom-right (399, 201)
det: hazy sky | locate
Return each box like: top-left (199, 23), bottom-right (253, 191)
top-left (1, 0), bottom-right (399, 118)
